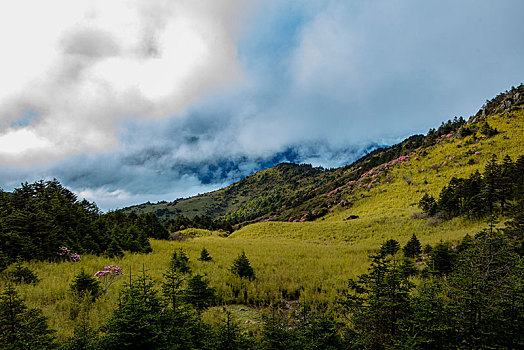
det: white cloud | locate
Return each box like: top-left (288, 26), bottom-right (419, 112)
top-left (0, 0), bottom-right (245, 164)
top-left (0, 129), bottom-right (52, 159)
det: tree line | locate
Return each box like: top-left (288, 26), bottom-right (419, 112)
top-left (0, 180), bottom-right (167, 266)
top-left (419, 154), bottom-right (524, 220)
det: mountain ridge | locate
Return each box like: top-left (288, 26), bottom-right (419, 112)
top-left (126, 85), bottom-right (524, 229)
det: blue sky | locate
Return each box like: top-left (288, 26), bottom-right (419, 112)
top-left (0, 0), bottom-right (523, 210)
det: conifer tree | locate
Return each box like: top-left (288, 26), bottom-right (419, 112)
top-left (198, 247), bottom-right (212, 261)
top-left (482, 154), bottom-right (500, 215)
top-left (99, 270), bottom-right (164, 349)
top-left (70, 269), bottom-right (102, 301)
top-left (397, 280), bottom-right (453, 349)
top-left (504, 197), bottom-right (524, 256)
top-left (0, 284), bottom-right (56, 349)
top-left (161, 262), bottom-right (185, 309)
top-left (381, 239), bottom-right (400, 256)
top-left (214, 311), bottom-right (254, 350)
top-left (182, 274), bottom-right (216, 311)
top-left (230, 251), bottom-right (255, 280)
top-left (429, 242), bottom-right (456, 276)
top-left (403, 234), bottom-right (422, 259)
top-left (446, 231), bottom-right (523, 348)
top-left (10, 258), bottom-right (39, 284)
top-left (499, 155), bottom-right (515, 215)
top-left (105, 239), bottom-right (124, 259)
top-left (340, 250), bottom-right (414, 348)
top-left (60, 318), bottom-right (98, 350)
top-left (169, 248), bottom-right (191, 274)
top-left (419, 193), bottom-right (437, 216)
top-left (138, 232), bottom-right (152, 253)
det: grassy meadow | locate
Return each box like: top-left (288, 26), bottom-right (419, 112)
top-left (1, 228), bottom-right (481, 342)
top-left (2, 111), bottom-right (522, 342)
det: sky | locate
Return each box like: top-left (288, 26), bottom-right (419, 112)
top-left (0, 0), bottom-right (523, 211)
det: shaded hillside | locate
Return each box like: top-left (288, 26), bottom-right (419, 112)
top-left (126, 163), bottom-right (325, 221)
top-left (127, 85), bottom-right (524, 227)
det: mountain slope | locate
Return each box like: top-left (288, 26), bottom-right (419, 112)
top-left (128, 85), bottom-right (524, 231)
top-left (233, 86), bottom-right (524, 242)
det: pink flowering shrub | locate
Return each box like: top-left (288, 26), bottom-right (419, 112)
top-left (94, 265), bottom-right (123, 292)
top-left (58, 246), bottom-right (81, 262)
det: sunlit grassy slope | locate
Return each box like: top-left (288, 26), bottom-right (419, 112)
top-left (5, 105), bottom-right (523, 342)
top-left (233, 110), bottom-right (523, 241)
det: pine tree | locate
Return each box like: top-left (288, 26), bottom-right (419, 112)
top-left (161, 262), bottom-right (185, 309)
top-left (138, 232), bottom-right (152, 253)
top-left (260, 306), bottom-right (295, 350)
top-left (169, 249), bottom-right (191, 274)
top-left (403, 234), bottom-right (422, 259)
top-left (105, 239), bottom-right (124, 259)
top-left (230, 251), bottom-right (255, 280)
top-left (0, 284), bottom-right (56, 349)
top-left (60, 318), bottom-right (98, 350)
top-left (429, 242), bottom-right (456, 276)
top-left (482, 154), bottom-right (501, 215)
top-left (381, 239), bottom-right (401, 256)
top-left (10, 258), bottom-right (39, 284)
top-left (198, 247), bottom-right (212, 261)
top-left (397, 280), bottom-right (453, 349)
top-left (99, 270), bottom-right (164, 349)
top-left (182, 274), bottom-right (216, 311)
top-left (499, 155), bottom-right (515, 215)
top-left (214, 311), bottom-right (254, 350)
top-left (340, 250), bottom-right (414, 348)
top-left (419, 193), bottom-right (437, 216)
top-left (70, 269), bottom-right (102, 301)
top-left (504, 198), bottom-right (524, 256)
top-left (446, 231), bottom-right (523, 348)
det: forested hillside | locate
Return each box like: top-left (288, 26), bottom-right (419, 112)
top-left (0, 180), bottom-right (167, 266)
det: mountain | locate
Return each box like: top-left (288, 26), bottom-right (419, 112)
top-left (126, 85), bottom-right (524, 230)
